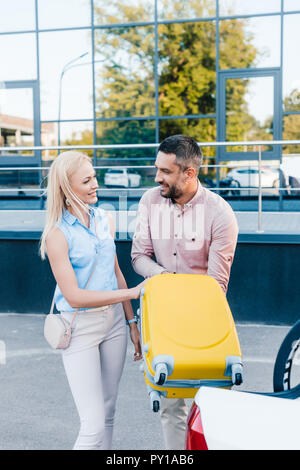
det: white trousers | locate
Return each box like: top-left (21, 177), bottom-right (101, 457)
top-left (61, 303), bottom-right (127, 450)
top-left (160, 397), bottom-right (189, 450)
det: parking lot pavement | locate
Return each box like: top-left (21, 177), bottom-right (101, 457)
top-left (0, 314), bottom-right (291, 450)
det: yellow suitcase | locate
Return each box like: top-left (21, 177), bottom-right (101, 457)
top-left (139, 273), bottom-right (243, 412)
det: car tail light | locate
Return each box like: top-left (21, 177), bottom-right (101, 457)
top-left (185, 401), bottom-right (208, 450)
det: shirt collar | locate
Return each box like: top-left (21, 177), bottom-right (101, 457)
top-left (62, 206), bottom-right (96, 226)
top-left (170, 180), bottom-right (203, 209)
top-left (62, 209), bottom-right (76, 225)
top-left (185, 180), bottom-right (203, 207)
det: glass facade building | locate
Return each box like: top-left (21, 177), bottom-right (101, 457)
top-left (0, 0), bottom-right (300, 173)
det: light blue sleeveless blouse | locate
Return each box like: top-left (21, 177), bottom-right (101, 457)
top-left (54, 207), bottom-right (118, 312)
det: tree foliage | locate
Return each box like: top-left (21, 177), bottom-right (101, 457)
top-left (282, 91), bottom-right (300, 153)
top-left (69, 1), bottom-right (270, 164)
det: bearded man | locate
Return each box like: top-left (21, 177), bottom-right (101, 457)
top-left (131, 134), bottom-right (238, 450)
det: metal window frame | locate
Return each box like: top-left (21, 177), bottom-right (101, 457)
top-left (218, 68), bottom-right (282, 161)
top-left (0, 80), bottom-right (41, 166)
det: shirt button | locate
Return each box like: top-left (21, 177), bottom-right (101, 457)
top-left (173, 253), bottom-right (176, 256)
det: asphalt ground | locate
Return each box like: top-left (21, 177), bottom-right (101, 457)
top-left (0, 313), bottom-right (293, 451)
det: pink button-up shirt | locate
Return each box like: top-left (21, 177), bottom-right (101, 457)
top-left (131, 182), bottom-right (238, 293)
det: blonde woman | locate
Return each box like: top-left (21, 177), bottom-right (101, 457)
top-left (40, 151), bottom-right (145, 450)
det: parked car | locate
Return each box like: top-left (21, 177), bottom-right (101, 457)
top-left (104, 168), bottom-right (141, 188)
top-left (185, 386), bottom-right (300, 450)
top-left (288, 175), bottom-right (300, 195)
top-left (204, 167), bottom-right (289, 196)
top-left (203, 176), bottom-right (242, 196)
top-left (226, 167), bottom-right (282, 189)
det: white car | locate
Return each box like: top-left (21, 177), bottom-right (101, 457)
top-left (186, 386), bottom-right (300, 450)
top-left (104, 168), bottom-right (141, 188)
top-left (226, 167), bottom-right (280, 189)
top-left (186, 320), bottom-right (300, 450)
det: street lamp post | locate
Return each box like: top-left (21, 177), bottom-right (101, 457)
top-left (57, 51), bottom-right (89, 147)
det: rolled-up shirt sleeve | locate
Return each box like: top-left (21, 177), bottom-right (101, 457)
top-left (207, 203), bottom-right (238, 293)
top-left (131, 195), bottom-right (166, 278)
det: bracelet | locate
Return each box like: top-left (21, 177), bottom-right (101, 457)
top-left (126, 317), bottom-right (138, 325)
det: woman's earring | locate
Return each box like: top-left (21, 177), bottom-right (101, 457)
top-left (66, 198), bottom-right (71, 206)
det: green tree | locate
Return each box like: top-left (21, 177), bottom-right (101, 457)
top-left (93, 1), bottom-right (259, 166)
top-left (283, 114), bottom-right (300, 153)
top-left (282, 91), bottom-right (300, 153)
top-left (284, 88), bottom-right (300, 113)
top-left (63, 129), bottom-right (94, 158)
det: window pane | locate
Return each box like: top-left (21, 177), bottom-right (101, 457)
top-left (94, 27), bottom-right (155, 118)
top-left (283, 14), bottom-right (300, 112)
top-left (60, 121), bottom-right (93, 146)
top-left (158, 22), bottom-right (216, 116)
top-left (41, 121), bottom-right (94, 160)
top-left (283, 115), bottom-right (300, 154)
top-left (96, 147), bottom-right (156, 166)
top-left (0, 0), bottom-right (35, 32)
top-left (159, 117), bottom-right (216, 153)
top-left (0, 88), bottom-right (33, 119)
top-left (97, 119), bottom-right (155, 144)
top-left (225, 77), bottom-right (274, 152)
top-left (157, 0), bottom-right (215, 21)
top-left (281, 131), bottom-right (300, 199)
top-left (219, 16), bottom-right (280, 69)
top-left (96, 119), bottom-right (156, 159)
top-left (284, 0), bottom-right (300, 11)
top-left (38, 0), bottom-right (91, 29)
top-left (0, 34), bottom-right (36, 81)
top-left (219, 19), bottom-right (257, 69)
top-left (0, 88), bottom-right (34, 156)
top-left (219, 0), bottom-right (281, 16)
top-left (39, 30), bottom-right (93, 121)
top-left (93, 0), bottom-right (154, 25)
top-left (41, 122), bottom-right (57, 161)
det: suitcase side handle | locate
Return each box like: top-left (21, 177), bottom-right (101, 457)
top-left (225, 355), bottom-right (243, 386)
top-left (151, 355), bottom-right (175, 385)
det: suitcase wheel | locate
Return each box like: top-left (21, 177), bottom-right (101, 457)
top-left (149, 390), bottom-right (161, 413)
top-left (153, 400), bottom-right (160, 412)
top-left (157, 373), bottom-right (166, 386)
top-left (230, 362), bottom-right (243, 386)
top-left (234, 372), bottom-right (243, 386)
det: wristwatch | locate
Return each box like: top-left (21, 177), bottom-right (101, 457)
top-left (126, 315), bottom-right (138, 326)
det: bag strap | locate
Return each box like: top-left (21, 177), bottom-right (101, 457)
top-left (49, 211), bottom-right (101, 329)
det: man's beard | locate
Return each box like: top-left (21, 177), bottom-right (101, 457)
top-left (160, 183), bottom-right (183, 200)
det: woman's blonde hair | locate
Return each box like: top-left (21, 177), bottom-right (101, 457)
top-left (40, 151), bottom-right (93, 259)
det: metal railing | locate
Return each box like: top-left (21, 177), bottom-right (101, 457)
top-left (0, 139), bottom-right (300, 234)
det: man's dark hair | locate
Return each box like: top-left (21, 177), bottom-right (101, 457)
top-left (157, 134), bottom-right (203, 175)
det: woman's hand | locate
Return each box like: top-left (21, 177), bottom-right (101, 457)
top-left (129, 323), bottom-right (142, 361)
top-left (130, 279), bottom-right (147, 300)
